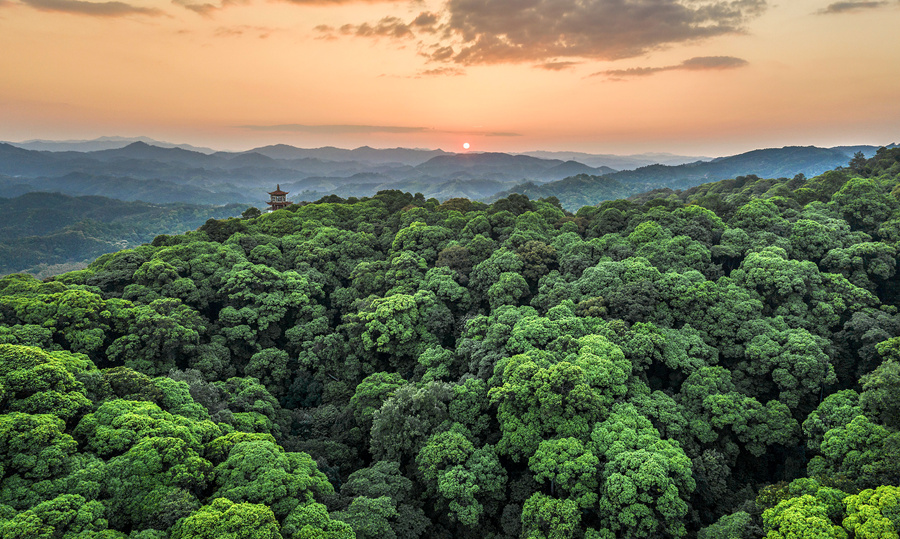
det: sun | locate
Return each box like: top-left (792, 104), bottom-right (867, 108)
top-left (463, 142), bottom-right (470, 150)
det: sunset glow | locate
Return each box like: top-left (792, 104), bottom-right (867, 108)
top-left (1, 0), bottom-right (898, 155)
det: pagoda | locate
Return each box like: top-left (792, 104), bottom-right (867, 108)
top-left (266, 185), bottom-right (293, 212)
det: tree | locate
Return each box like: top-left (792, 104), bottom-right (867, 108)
top-left (490, 360), bottom-right (602, 461)
top-left (808, 415), bottom-right (900, 490)
top-left (520, 493), bottom-right (581, 539)
top-left (281, 502), bottom-right (355, 539)
top-left (212, 439), bottom-right (333, 519)
top-left (369, 382), bottom-right (453, 464)
top-left (0, 494), bottom-right (112, 538)
top-left (169, 498), bottom-right (283, 539)
top-left (528, 437), bottom-right (599, 508)
top-left (0, 344), bottom-right (93, 420)
top-left (843, 486), bottom-right (900, 539)
top-left (591, 404), bottom-right (695, 538)
top-left (74, 399), bottom-right (221, 457)
top-left (762, 495), bottom-right (846, 539)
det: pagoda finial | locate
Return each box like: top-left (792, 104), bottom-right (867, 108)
top-left (277, 184), bottom-right (280, 191)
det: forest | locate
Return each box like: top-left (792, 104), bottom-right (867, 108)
top-left (1, 146), bottom-right (900, 539)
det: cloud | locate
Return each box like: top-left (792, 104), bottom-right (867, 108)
top-left (214, 25), bottom-right (274, 38)
top-left (534, 61), bottom-right (581, 71)
top-left (411, 11), bottom-right (440, 32)
top-left (19, 0), bottom-right (162, 15)
top-left (444, 0), bottom-right (766, 65)
top-left (280, 0), bottom-right (399, 4)
top-left (340, 16), bottom-right (413, 38)
top-left (416, 67), bottom-right (466, 77)
top-left (238, 124), bottom-right (432, 134)
top-left (591, 55), bottom-right (748, 78)
top-left (237, 124), bottom-right (522, 136)
top-left (331, 0), bottom-right (765, 65)
top-left (818, 1), bottom-right (888, 13)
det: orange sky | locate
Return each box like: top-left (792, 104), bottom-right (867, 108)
top-left (1, 0), bottom-right (898, 156)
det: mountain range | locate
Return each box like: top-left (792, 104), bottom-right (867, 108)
top-left (0, 138), bottom-right (895, 210)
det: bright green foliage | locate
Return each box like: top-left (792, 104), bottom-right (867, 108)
top-left (490, 360), bottom-right (602, 461)
top-left (416, 346), bottom-right (455, 382)
top-left (341, 460), bottom-right (412, 501)
top-left (416, 429), bottom-right (474, 488)
top-left (415, 429), bottom-right (506, 526)
top-left (281, 502), bottom-right (355, 539)
top-left (103, 436), bottom-right (211, 530)
top-left (0, 494), bottom-right (111, 538)
top-left (808, 415), bottom-right (900, 490)
top-left (822, 242), bottom-right (897, 291)
top-left (789, 218), bottom-right (846, 262)
top-left (528, 437), bottom-right (599, 508)
top-left (0, 344), bottom-right (93, 420)
top-left (391, 221), bottom-right (453, 265)
top-left (3, 164), bottom-right (900, 539)
top-left (151, 376), bottom-right (210, 421)
top-left (521, 492), bottom-right (581, 539)
top-left (843, 486), bottom-right (900, 539)
top-left (358, 292), bottom-right (440, 365)
top-left (762, 495), bottom-right (848, 539)
top-left (339, 462), bottom-right (429, 539)
top-left (212, 439), bottom-right (333, 518)
top-left (74, 399), bottom-right (221, 457)
top-left (742, 325), bottom-right (836, 408)
top-left (0, 277), bottom-right (125, 358)
top-left (0, 452), bottom-right (104, 511)
top-left (678, 366), bottom-right (799, 457)
top-left (169, 498), bottom-right (283, 539)
top-left (0, 412), bottom-right (76, 481)
top-left (592, 404), bottom-right (695, 538)
top-left (487, 272), bottom-right (530, 309)
top-left (106, 298), bottom-right (204, 375)
top-left (831, 177), bottom-right (898, 233)
top-left (245, 348), bottom-right (290, 396)
top-left (204, 431), bottom-right (277, 464)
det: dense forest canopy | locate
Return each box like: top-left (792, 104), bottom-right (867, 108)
top-left (2, 147), bottom-right (900, 538)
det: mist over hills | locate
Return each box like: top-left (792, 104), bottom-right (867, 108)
top-left (0, 139), bottom-right (891, 210)
top-left (9, 136), bottom-right (218, 154)
top-left (498, 144), bottom-right (896, 210)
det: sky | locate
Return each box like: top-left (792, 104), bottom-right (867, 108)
top-left (1, 0), bottom-right (898, 156)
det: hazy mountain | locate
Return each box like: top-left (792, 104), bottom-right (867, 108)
top-left (520, 150), bottom-right (713, 169)
top-left (502, 145), bottom-right (869, 210)
top-left (244, 144), bottom-right (449, 165)
top-left (7, 136), bottom-right (217, 154)
top-left (414, 152), bottom-right (613, 182)
top-left (2, 139), bottom-right (893, 209)
top-left (0, 142), bottom-right (610, 203)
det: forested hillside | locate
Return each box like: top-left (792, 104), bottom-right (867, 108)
top-left (0, 193), bottom-right (246, 276)
top-left (2, 148), bottom-right (900, 538)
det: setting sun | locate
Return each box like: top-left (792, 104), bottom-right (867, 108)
top-left (463, 142), bottom-right (470, 150)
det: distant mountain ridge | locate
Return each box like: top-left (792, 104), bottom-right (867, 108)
top-left (8, 136), bottom-right (217, 154)
top-left (0, 138), bottom-right (895, 209)
top-left (497, 144), bottom-right (895, 210)
top-left (0, 142), bottom-right (618, 204)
